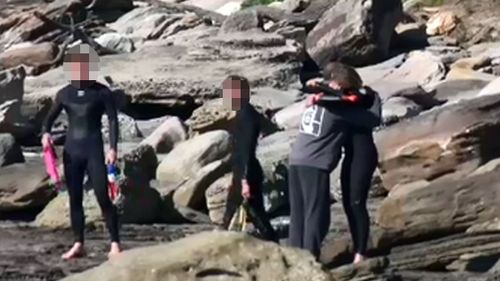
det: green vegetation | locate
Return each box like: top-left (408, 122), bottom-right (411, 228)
top-left (421, 0), bottom-right (446, 6)
top-left (241, 0), bottom-right (283, 8)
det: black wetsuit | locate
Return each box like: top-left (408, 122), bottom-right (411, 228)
top-left (42, 81), bottom-right (120, 243)
top-left (225, 103), bottom-right (278, 242)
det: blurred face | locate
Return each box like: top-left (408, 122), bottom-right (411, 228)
top-left (70, 60), bottom-right (90, 81)
top-left (222, 79), bottom-right (249, 111)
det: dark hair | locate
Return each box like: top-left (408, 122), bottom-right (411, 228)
top-left (63, 44), bottom-right (98, 63)
top-left (323, 62), bottom-right (363, 89)
top-left (64, 53), bottom-right (90, 63)
top-left (222, 75), bottom-right (250, 95)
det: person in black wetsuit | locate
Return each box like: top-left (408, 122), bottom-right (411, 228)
top-left (41, 44), bottom-right (121, 260)
top-left (221, 75), bottom-right (279, 242)
top-left (289, 61), bottom-right (380, 262)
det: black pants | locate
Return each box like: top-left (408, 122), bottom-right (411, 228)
top-left (225, 165), bottom-right (278, 243)
top-left (341, 127), bottom-right (378, 255)
top-left (288, 165), bottom-right (331, 259)
top-left (63, 146), bottom-right (119, 243)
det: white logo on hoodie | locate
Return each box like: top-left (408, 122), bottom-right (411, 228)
top-left (300, 105), bottom-right (324, 137)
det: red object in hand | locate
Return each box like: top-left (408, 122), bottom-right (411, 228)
top-left (108, 181), bottom-right (119, 201)
top-left (307, 93), bottom-right (324, 106)
top-left (342, 94), bottom-right (360, 103)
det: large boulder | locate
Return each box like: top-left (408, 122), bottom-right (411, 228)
top-left (306, 0), bottom-right (403, 67)
top-left (371, 50), bottom-right (446, 93)
top-left (95, 33), bottom-right (135, 53)
top-left (102, 113), bottom-right (142, 143)
top-left (0, 66), bottom-right (25, 129)
top-left (220, 9), bottom-right (260, 33)
top-left (477, 77), bottom-right (500, 98)
top-left (256, 130), bottom-right (298, 214)
top-left (375, 94), bottom-right (500, 191)
top-left (135, 116), bottom-right (171, 137)
top-left (272, 100), bottom-right (306, 130)
top-left (109, 7), bottom-right (175, 40)
top-left (140, 116), bottom-right (188, 153)
top-left (0, 134), bottom-right (24, 167)
top-left (0, 160), bottom-right (54, 212)
top-left (36, 183), bottom-right (165, 228)
top-left (205, 173), bottom-right (233, 225)
top-left (156, 130), bottom-right (231, 184)
top-left (376, 162), bottom-right (500, 245)
top-left (173, 156), bottom-right (231, 210)
top-left (121, 144), bottom-right (158, 183)
top-left (0, 42), bottom-right (59, 71)
top-left (429, 79), bottom-right (490, 105)
top-left (186, 100), bottom-right (236, 134)
top-left (59, 231), bottom-right (331, 281)
top-left (382, 96), bottom-right (422, 125)
top-left (35, 191), bottom-right (102, 229)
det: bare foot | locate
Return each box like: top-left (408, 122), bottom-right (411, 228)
top-left (107, 242), bottom-right (122, 259)
top-left (353, 253), bottom-right (366, 264)
top-left (62, 242), bottom-right (85, 260)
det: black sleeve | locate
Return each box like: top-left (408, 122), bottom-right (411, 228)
top-left (102, 89), bottom-right (119, 151)
top-left (240, 110), bottom-right (260, 180)
top-left (300, 51), bottom-right (322, 88)
top-left (41, 89), bottom-right (64, 134)
top-left (316, 88), bottom-right (374, 108)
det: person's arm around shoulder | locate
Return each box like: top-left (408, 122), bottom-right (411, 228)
top-left (41, 88), bottom-right (65, 148)
top-left (102, 87), bottom-right (119, 164)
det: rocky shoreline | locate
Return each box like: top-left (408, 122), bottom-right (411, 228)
top-left (2, 0), bottom-right (500, 280)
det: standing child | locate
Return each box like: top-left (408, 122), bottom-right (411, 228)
top-left (222, 75), bottom-right (279, 242)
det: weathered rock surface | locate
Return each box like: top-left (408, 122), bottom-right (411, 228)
top-left (377, 163), bottom-right (500, 244)
top-left (0, 160), bottom-right (53, 212)
top-left (429, 79), bottom-right (490, 104)
top-left (172, 156), bottom-right (231, 210)
top-left (0, 42), bottom-right (59, 71)
top-left (60, 231), bottom-right (331, 281)
top-left (220, 9), bottom-right (260, 33)
top-left (121, 144), bottom-right (158, 184)
top-left (95, 33), bottom-right (135, 53)
top-left (375, 94), bottom-right (500, 191)
top-left (0, 221), bottom-right (214, 281)
top-left (478, 77), bottom-right (500, 97)
top-left (156, 130), bottom-right (231, 184)
top-left (102, 113), bottom-right (142, 143)
top-left (0, 134), bottom-right (24, 167)
top-left (35, 190), bottom-right (102, 229)
top-left (186, 99), bottom-right (236, 134)
top-left (0, 66), bottom-right (25, 132)
top-left (256, 130), bottom-right (298, 214)
top-left (24, 29), bottom-right (302, 120)
top-left (205, 173), bottom-right (232, 225)
top-left (382, 96), bottom-right (422, 124)
top-left (140, 116), bottom-right (187, 153)
top-left (271, 100), bottom-right (306, 130)
top-left (373, 51), bottom-right (446, 92)
top-left (306, 0), bottom-right (403, 67)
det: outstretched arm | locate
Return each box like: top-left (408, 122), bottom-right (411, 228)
top-left (41, 90), bottom-right (64, 135)
top-left (103, 89), bottom-right (119, 151)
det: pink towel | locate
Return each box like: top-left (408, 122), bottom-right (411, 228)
top-left (43, 143), bottom-right (63, 191)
